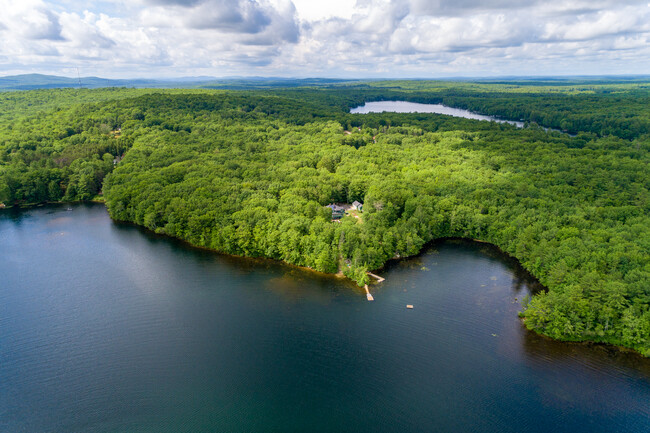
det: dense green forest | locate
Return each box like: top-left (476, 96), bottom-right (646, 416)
top-left (0, 81), bottom-right (648, 356)
top-left (365, 80), bottom-right (650, 140)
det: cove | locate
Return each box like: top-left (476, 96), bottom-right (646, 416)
top-left (1, 203), bottom-right (649, 433)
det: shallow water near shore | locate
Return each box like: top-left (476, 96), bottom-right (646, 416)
top-left (1, 203), bottom-right (648, 433)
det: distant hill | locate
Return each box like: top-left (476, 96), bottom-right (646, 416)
top-left (0, 74), bottom-right (207, 90)
top-left (199, 77), bottom-right (356, 89)
top-left (4, 73), bottom-right (646, 92)
top-left (0, 74), bottom-right (356, 91)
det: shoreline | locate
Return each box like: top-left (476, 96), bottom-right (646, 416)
top-left (6, 200), bottom-right (647, 358)
top-left (0, 197), bottom-right (105, 210)
top-left (519, 317), bottom-right (648, 359)
top-left (115, 214), bottom-right (650, 358)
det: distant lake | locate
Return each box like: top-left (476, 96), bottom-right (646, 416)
top-left (351, 101), bottom-right (526, 127)
top-left (1, 204), bottom-right (649, 432)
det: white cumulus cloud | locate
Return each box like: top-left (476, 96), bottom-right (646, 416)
top-left (0, 0), bottom-right (649, 77)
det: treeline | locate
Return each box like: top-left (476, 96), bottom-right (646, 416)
top-left (0, 86), bottom-right (649, 357)
top-left (96, 92), bottom-right (648, 356)
top-left (433, 91), bottom-right (649, 140)
top-left (0, 90), bottom-right (139, 204)
top-left (0, 88), bottom-right (233, 204)
top-left (273, 81), bottom-right (650, 140)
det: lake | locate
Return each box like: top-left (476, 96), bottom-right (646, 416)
top-left (350, 100), bottom-right (525, 127)
top-left (1, 203), bottom-right (648, 433)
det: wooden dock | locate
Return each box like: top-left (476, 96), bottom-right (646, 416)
top-left (367, 272), bottom-right (385, 283)
top-left (364, 284), bottom-right (374, 301)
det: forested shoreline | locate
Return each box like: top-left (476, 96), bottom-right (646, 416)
top-left (1, 81), bottom-right (648, 356)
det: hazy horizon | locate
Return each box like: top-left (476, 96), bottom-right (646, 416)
top-left (3, 72), bottom-right (650, 82)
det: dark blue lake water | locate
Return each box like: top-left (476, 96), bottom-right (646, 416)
top-left (1, 204), bottom-right (648, 432)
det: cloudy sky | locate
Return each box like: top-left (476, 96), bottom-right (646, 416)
top-left (1, 0), bottom-right (649, 78)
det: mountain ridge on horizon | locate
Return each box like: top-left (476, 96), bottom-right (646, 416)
top-left (0, 73), bottom-right (360, 91)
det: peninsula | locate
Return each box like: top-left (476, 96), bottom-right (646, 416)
top-left (1, 79), bottom-right (648, 356)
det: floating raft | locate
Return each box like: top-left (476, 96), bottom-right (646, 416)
top-left (406, 304), bottom-right (414, 309)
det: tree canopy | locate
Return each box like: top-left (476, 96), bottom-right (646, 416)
top-left (1, 82), bottom-right (649, 356)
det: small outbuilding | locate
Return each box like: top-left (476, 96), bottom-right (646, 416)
top-left (352, 201), bottom-right (363, 211)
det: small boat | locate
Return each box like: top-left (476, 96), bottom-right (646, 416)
top-left (406, 304), bottom-right (414, 309)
